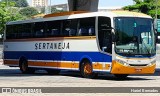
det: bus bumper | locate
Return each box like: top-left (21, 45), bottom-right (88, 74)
top-left (111, 61), bottom-right (156, 74)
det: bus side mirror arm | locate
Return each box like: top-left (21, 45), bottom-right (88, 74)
top-left (155, 29), bottom-right (158, 43)
top-left (112, 31), bottom-right (117, 42)
top-left (102, 47), bottom-right (107, 52)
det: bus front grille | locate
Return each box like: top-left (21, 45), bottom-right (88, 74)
top-left (129, 64), bottom-right (148, 66)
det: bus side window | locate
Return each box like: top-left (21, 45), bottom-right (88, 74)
top-left (34, 22), bottom-right (45, 38)
top-left (78, 28), bottom-right (88, 36)
top-left (21, 23), bottom-right (32, 38)
top-left (62, 20), bottom-right (71, 36)
top-left (79, 17), bottom-right (95, 36)
top-left (62, 19), bottom-right (78, 37)
top-left (69, 29), bottom-right (76, 36)
top-left (88, 27), bottom-right (95, 36)
top-left (6, 25), bottom-right (13, 39)
top-left (69, 19), bottom-right (78, 36)
top-left (46, 20), bottom-right (61, 37)
top-left (51, 29), bottom-right (59, 36)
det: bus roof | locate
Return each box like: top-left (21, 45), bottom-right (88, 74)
top-left (7, 10), bottom-right (152, 25)
top-left (111, 10), bottom-right (151, 18)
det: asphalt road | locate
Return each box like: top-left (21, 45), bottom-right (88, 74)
top-left (0, 64), bottom-right (160, 87)
top-left (0, 63), bottom-right (160, 96)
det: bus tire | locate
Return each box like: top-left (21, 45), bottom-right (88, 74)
top-left (80, 60), bottom-right (97, 79)
top-left (19, 59), bottom-right (35, 74)
top-left (114, 74), bottom-right (128, 79)
top-left (46, 69), bottom-right (60, 75)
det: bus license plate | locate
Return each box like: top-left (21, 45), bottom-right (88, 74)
top-left (135, 68), bottom-right (142, 72)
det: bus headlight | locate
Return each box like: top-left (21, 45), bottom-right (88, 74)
top-left (116, 59), bottom-right (128, 66)
top-left (149, 60), bottom-right (156, 66)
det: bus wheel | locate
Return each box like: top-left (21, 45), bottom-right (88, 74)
top-left (46, 69), bottom-right (60, 75)
top-left (80, 60), bottom-right (97, 78)
top-left (19, 59), bottom-right (35, 74)
top-left (114, 74), bottom-right (128, 79)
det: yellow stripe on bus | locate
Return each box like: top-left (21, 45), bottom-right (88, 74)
top-left (4, 60), bottom-right (19, 65)
top-left (5, 36), bottom-right (96, 42)
top-left (4, 60), bottom-right (111, 71)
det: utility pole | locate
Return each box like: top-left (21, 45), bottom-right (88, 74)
top-left (49, 0), bottom-right (51, 14)
top-left (156, 0), bottom-right (158, 20)
top-left (155, 0), bottom-right (158, 30)
top-left (45, 0), bottom-right (51, 14)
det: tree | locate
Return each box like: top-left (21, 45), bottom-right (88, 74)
top-left (0, 1), bottom-right (24, 35)
top-left (123, 0), bottom-right (160, 18)
top-left (1, 0), bottom-right (28, 7)
top-left (19, 7), bottom-right (39, 18)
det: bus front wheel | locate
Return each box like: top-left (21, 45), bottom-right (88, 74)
top-left (114, 74), bottom-right (128, 79)
top-left (80, 60), bottom-right (97, 79)
top-left (19, 59), bottom-right (35, 74)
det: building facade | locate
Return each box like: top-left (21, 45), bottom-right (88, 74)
top-left (52, 4), bottom-right (68, 11)
top-left (31, 0), bottom-right (48, 7)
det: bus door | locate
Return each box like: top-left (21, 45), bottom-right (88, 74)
top-left (98, 17), bottom-right (112, 71)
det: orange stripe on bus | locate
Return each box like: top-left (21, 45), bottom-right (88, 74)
top-left (71, 63), bottom-right (79, 69)
top-left (4, 60), bottom-right (19, 65)
top-left (93, 63), bottom-right (111, 70)
top-left (28, 61), bottom-right (45, 66)
top-left (4, 60), bottom-right (110, 70)
top-left (57, 62), bottom-right (72, 68)
top-left (29, 61), bottom-right (79, 68)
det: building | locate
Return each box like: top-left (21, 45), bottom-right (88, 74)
top-left (51, 4), bottom-right (68, 11)
top-left (50, 4), bottom-right (123, 12)
top-left (31, 0), bottom-right (48, 7)
top-left (98, 6), bottom-right (123, 12)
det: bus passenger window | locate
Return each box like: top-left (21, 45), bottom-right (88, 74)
top-left (51, 29), bottom-right (59, 36)
top-left (46, 20), bottom-right (61, 37)
top-left (6, 25), bottom-right (13, 39)
top-left (78, 28), bottom-right (88, 36)
top-left (79, 17), bottom-right (95, 36)
top-left (34, 22), bottom-right (45, 38)
top-left (88, 27), bottom-right (95, 36)
top-left (69, 29), bottom-right (76, 36)
top-left (21, 23), bottom-right (32, 38)
top-left (62, 19), bottom-right (78, 37)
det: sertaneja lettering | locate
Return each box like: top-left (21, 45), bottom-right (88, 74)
top-left (35, 42), bottom-right (70, 50)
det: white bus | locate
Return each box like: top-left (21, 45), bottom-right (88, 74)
top-left (3, 11), bottom-right (156, 79)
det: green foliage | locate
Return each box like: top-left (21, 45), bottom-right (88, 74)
top-left (123, 0), bottom-right (160, 18)
top-left (19, 7), bottom-right (39, 18)
top-left (1, 0), bottom-right (28, 7)
top-left (0, 1), bottom-right (24, 35)
top-left (15, 0), bottom-right (28, 7)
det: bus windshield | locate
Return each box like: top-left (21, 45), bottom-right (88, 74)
top-left (115, 17), bottom-right (156, 56)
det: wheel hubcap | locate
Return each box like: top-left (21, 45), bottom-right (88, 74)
top-left (22, 62), bottom-right (27, 71)
top-left (84, 63), bottom-right (92, 74)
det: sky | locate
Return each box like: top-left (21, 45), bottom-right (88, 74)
top-left (27, 0), bottom-right (134, 7)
